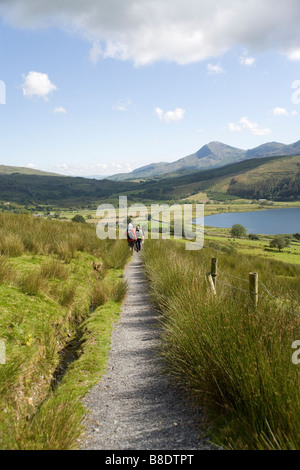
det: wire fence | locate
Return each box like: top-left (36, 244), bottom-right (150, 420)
top-left (207, 259), bottom-right (300, 318)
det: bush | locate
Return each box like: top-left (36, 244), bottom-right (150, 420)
top-left (230, 224), bottom-right (247, 238)
top-left (71, 215), bottom-right (86, 224)
top-left (270, 236), bottom-right (288, 252)
top-left (248, 234), bottom-right (260, 240)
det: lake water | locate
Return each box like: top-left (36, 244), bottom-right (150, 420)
top-left (198, 207), bottom-right (300, 235)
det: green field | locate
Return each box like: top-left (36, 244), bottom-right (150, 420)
top-left (0, 213), bottom-right (130, 449)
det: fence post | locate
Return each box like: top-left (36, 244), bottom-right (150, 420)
top-left (206, 273), bottom-right (217, 296)
top-left (211, 258), bottom-right (217, 287)
top-left (249, 272), bottom-right (258, 307)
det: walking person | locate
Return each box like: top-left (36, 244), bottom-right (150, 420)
top-left (126, 223), bottom-right (137, 253)
top-left (135, 226), bottom-right (144, 252)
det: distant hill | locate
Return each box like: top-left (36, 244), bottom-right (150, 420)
top-left (0, 165), bottom-right (60, 177)
top-left (0, 154), bottom-right (298, 208)
top-left (134, 154), bottom-right (300, 202)
top-left (108, 140), bottom-right (300, 181)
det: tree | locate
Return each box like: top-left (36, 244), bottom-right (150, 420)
top-left (293, 233), bottom-right (300, 241)
top-left (248, 233), bottom-right (259, 240)
top-left (72, 214), bottom-right (86, 223)
top-left (270, 236), bottom-right (288, 252)
top-left (231, 224), bottom-right (247, 238)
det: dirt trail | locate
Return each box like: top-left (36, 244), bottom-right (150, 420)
top-left (80, 252), bottom-right (213, 450)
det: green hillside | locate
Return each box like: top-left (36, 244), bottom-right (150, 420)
top-left (0, 155), bottom-right (299, 209)
top-left (0, 165), bottom-right (60, 177)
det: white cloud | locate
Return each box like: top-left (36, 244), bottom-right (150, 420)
top-left (228, 117), bottom-right (271, 136)
top-left (22, 71), bottom-right (57, 100)
top-left (207, 63), bottom-right (225, 74)
top-left (240, 116), bottom-right (271, 136)
top-left (89, 42), bottom-right (103, 64)
top-left (53, 106), bottom-right (67, 114)
top-left (113, 98), bottom-right (132, 111)
top-left (228, 122), bottom-right (242, 132)
top-left (240, 55), bottom-right (256, 66)
top-left (291, 110), bottom-right (298, 116)
top-left (286, 48), bottom-right (300, 61)
top-left (2, 1), bottom-right (300, 65)
top-left (155, 107), bottom-right (185, 123)
top-left (27, 163), bottom-right (38, 168)
top-left (272, 107), bottom-right (289, 116)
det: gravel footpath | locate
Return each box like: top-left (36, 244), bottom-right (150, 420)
top-left (80, 252), bottom-right (213, 450)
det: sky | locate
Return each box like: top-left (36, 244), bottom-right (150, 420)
top-left (0, 0), bottom-right (300, 177)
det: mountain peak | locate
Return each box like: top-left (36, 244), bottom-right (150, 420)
top-left (108, 139), bottom-right (300, 181)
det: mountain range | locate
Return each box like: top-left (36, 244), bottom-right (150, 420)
top-left (108, 140), bottom-right (300, 181)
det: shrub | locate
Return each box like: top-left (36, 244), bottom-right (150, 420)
top-left (71, 215), bottom-right (86, 224)
top-left (248, 233), bottom-right (260, 240)
top-left (270, 236), bottom-right (288, 252)
top-left (230, 224), bottom-right (247, 238)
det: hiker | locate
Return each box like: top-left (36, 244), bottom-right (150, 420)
top-left (135, 226), bottom-right (144, 252)
top-left (126, 223), bottom-right (137, 252)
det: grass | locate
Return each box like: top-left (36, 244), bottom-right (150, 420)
top-left (202, 227), bottom-right (300, 265)
top-left (0, 212), bottom-right (131, 449)
top-left (142, 239), bottom-right (300, 450)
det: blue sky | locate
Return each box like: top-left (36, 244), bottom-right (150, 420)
top-left (0, 0), bottom-right (300, 177)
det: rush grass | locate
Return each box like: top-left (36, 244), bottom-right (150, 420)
top-left (0, 213), bottom-right (130, 449)
top-left (142, 240), bottom-right (300, 450)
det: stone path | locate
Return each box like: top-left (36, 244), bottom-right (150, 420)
top-left (80, 253), bottom-right (213, 450)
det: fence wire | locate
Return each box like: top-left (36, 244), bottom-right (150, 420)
top-left (210, 264), bottom-right (300, 318)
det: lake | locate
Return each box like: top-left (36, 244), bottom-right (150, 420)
top-left (198, 207), bottom-right (300, 235)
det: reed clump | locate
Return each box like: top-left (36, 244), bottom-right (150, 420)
top-left (142, 239), bottom-right (300, 450)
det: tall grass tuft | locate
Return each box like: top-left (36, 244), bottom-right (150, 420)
top-left (108, 279), bottom-right (128, 303)
top-left (100, 240), bottom-right (131, 269)
top-left (19, 270), bottom-right (48, 296)
top-left (90, 282), bottom-right (108, 309)
top-left (59, 283), bottom-right (77, 307)
top-left (142, 239), bottom-right (300, 450)
top-left (0, 256), bottom-right (15, 283)
top-left (0, 232), bottom-right (24, 257)
top-left (40, 259), bottom-right (69, 280)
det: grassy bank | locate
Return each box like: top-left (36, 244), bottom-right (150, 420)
top-left (142, 239), bottom-right (300, 449)
top-left (0, 213), bottom-right (130, 449)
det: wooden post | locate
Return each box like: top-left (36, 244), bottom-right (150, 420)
top-left (206, 273), bottom-right (216, 296)
top-left (211, 258), bottom-right (217, 287)
top-left (249, 272), bottom-right (258, 307)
